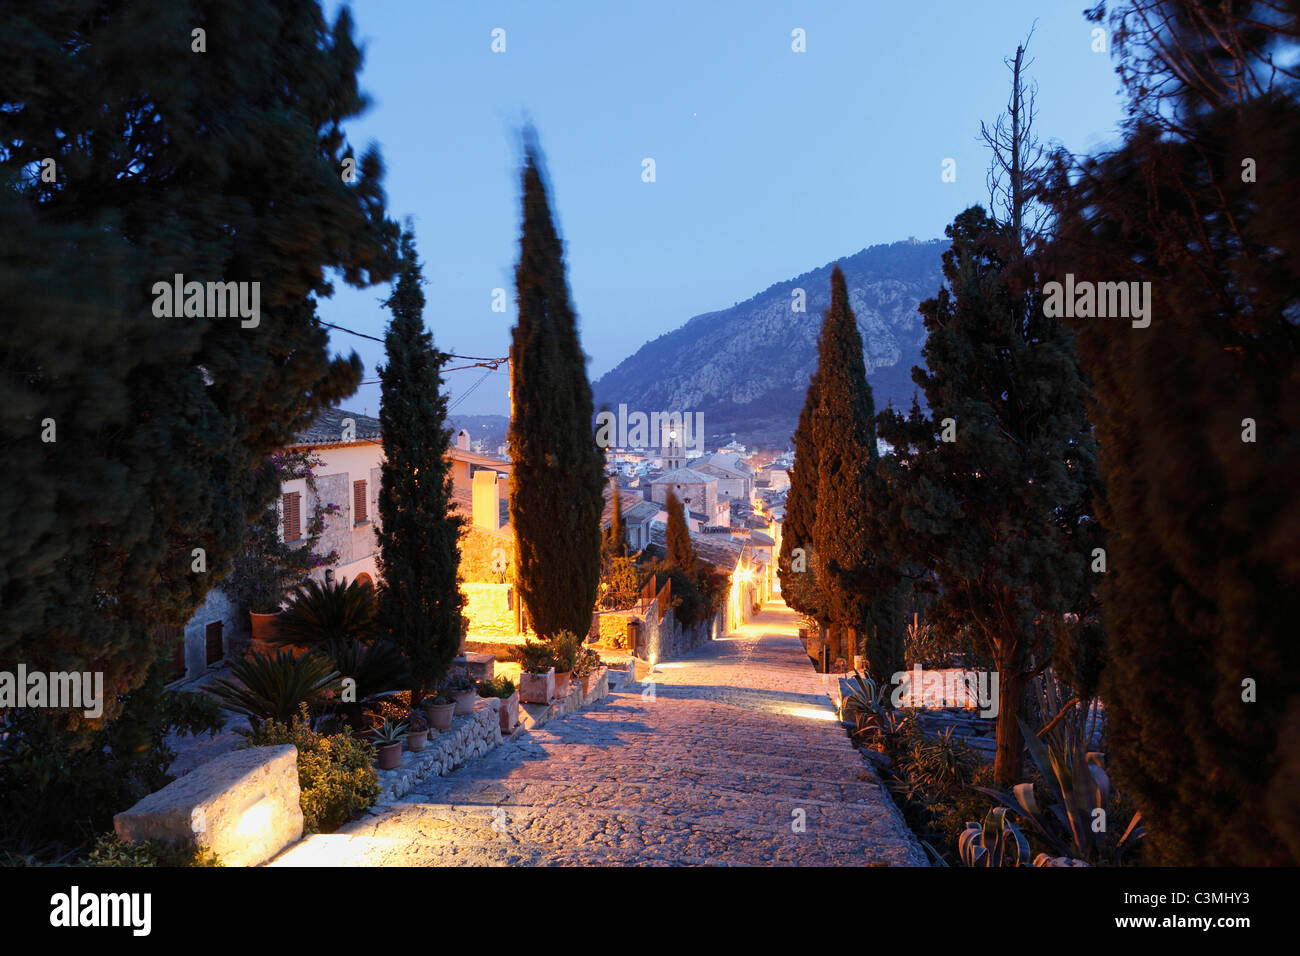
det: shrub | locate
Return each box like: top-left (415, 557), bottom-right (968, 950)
top-left (207, 650), bottom-right (343, 730)
top-left (84, 833), bottom-right (221, 867)
top-left (240, 704), bottom-right (379, 834)
top-left (477, 677), bottom-right (516, 698)
top-left (273, 576), bottom-right (378, 646)
top-left (511, 639), bottom-right (556, 674)
top-left (598, 555), bottom-right (640, 610)
top-left (546, 630), bottom-right (582, 672)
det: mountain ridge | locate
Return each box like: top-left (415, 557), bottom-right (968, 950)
top-left (592, 237), bottom-right (946, 448)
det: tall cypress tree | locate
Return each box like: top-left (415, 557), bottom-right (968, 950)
top-left (664, 489), bottom-right (695, 570)
top-left (375, 231), bottom-right (464, 705)
top-left (0, 1), bottom-right (396, 728)
top-left (1045, 1), bottom-right (1300, 864)
top-left (878, 206), bottom-right (1096, 786)
top-left (810, 267), bottom-right (901, 683)
top-left (778, 370), bottom-right (828, 621)
top-left (604, 479), bottom-right (627, 561)
top-left (508, 138), bottom-right (606, 639)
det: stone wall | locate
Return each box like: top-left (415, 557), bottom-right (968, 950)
top-left (591, 609), bottom-right (636, 648)
top-left (463, 581), bottom-right (517, 637)
top-left (373, 707), bottom-right (502, 806)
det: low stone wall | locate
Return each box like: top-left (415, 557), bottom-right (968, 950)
top-left (591, 609), bottom-right (636, 648)
top-left (373, 706), bottom-right (501, 807)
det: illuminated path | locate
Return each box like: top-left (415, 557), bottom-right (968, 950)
top-left (271, 600), bottom-right (926, 866)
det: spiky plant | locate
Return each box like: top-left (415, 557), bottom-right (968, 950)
top-left (207, 651), bottom-right (342, 731)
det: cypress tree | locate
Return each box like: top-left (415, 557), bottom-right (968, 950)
top-left (664, 489), bottom-right (695, 570)
top-left (375, 231), bottom-right (465, 705)
top-left (778, 370), bottom-right (828, 621)
top-left (878, 206), bottom-right (1096, 786)
top-left (604, 479), bottom-right (627, 561)
top-left (1045, 1), bottom-right (1300, 864)
top-left (810, 267), bottom-right (901, 683)
top-left (508, 138), bottom-right (606, 639)
top-left (0, 1), bottom-right (396, 729)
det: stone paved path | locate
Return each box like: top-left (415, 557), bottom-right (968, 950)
top-left (272, 601), bottom-right (927, 866)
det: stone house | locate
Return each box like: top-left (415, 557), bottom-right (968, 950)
top-left (689, 453), bottom-right (752, 502)
top-left (650, 467), bottom-right (720, 524)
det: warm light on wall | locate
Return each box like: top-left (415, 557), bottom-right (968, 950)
top-left (238, 795), bottom-right (273, 841)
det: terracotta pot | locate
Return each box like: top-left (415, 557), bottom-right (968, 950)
top-left (424, 701), bottom-right (455, 732)
top-left (499, 691), bottom-right (519, 733)
top-left (581, 669), bottom-right (601, 698)
top-left (452, 688), bottom-right (477, 715)
top-left (376, 742), bottom-right (402, 770)
top-left (248, 611), bottom-right (280, 654)
top-left (554, 669), bottom-right (572, 699)
top-left (518, 667), bottom-right (554, 704)
top-left (406, 730), bottom-right (427, 752)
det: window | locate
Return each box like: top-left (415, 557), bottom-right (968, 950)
top-left (353, 480), bottom-right (368, 524)
top-left (283, 492), bottom-right (301, 542)
top-left (205, 621), bottom-right (224, 666)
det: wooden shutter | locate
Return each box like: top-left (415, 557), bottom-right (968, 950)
top-left (353, 480), bottom-right (367, 523)
top-left (283, 492), bottom-right (301, 541)
top-left (205, 621), bottom-right (224, 666)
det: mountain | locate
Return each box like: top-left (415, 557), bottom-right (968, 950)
top-left (592, 238), bottom-right (946, 449)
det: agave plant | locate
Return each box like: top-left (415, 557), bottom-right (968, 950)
top-left (208, 650), bottom-right (343, 731)
top-left (273, 576), bottom-right (377, 647)
top-left (370, 718), bottom-right (409, 746)
top-left (901, 727), bottom-right (981, 792)
top-left (958, 807), bottom-right (1031, 867)
top-left (976, 715), bottom-right (1145, 864)
top-left (841, 670), bottom-right (913, 751)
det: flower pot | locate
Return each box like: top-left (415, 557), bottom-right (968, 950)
top-left (581, 669), bottom-right (602, 698)
top-left (499, 691), bottom-right (519, 733)
top-left (553, 669), bottom-right (572, 699)
top-left (406, 730), bottom-right (427, 752)
top-left (452, 687), bottom-right (477, 715)
top-left (248, 611), bottom-right (280, 654)
top-left (424, 701), bottom-right (455, 732)
top-left (518, 667), bottom-right (554, 704)
top-left (376, 741), bottom-right (402, 770)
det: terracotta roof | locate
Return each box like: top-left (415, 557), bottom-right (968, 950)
top-left (648, 524), bottom-right (745, 568)
top-left (291, 407), bottom-right (382, 446)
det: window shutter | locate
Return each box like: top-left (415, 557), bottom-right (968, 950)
top-left (283, 492), bottom-right (301, 541)
top-left (353, 480), bottom-right (367, 523)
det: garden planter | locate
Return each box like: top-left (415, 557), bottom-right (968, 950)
top-left (248, 611), bottom-right (280, 654)
top-left (580, 669), bottom-right (602, 698)
top-left (499, 691), bottom-right (520, 733)
top-left (376, 742), bottom-right (402, 771)
top-left (424, 702), bottom-right (455, 733)
top-left (406, 730), bottom-right (427, 752)
top-left (553, 669), bottom-right (572, 699)
top-left (519, 667), bottom-right (555, 704)
top-left (452, 688), bottom-right (477, 715)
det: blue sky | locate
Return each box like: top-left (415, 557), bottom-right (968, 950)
top-left (319, 0), bottom-right (1126, 417)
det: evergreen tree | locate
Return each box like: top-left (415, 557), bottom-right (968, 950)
top-left (809, 267), bottom-right (902, 681)
top-left (664, 489), bottom-right (695, 570)
top-left (0, 1), bottom-right (396, 731)
top-left (604, 479), bottom-right (627, 561)
top-left (1045, 1), bottom-right (1300, 864)
top-left (375, 231), bottom-right (465, 705)
top-left (778, 370), bottom-right (828, 621)
top-left (508, 137), bottom-right (606, 639)
top-left (878, 206), bottom-right (1096, 786)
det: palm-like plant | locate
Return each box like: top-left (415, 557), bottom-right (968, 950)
top-left (208, 650), bottom-right (343, 730)
top-left (273, 576), bottom-right (377, 647)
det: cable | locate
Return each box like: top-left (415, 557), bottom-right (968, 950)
top-left (321, 319), bottom-right (508, 365)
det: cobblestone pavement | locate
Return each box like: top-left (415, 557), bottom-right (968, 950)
top-left (272, 601), bottom-right (927, 866)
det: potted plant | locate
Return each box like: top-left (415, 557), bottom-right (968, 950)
top-left (422, 692), bottom-right (456, 734)
top-left (479, 677), bottom-right (519, 733)
top-left (512, 640), bottom-right (556, 704)
top-left (572, 647), bottom-right (603, 698)
top-left (372, 718), bottom-right (408, 770)
top-left (548, 630), bottom-right (581, 699)
top-left (406, 712), bottom-right (428, 752)
top-left (445, 673), bottom-right (478, 715)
